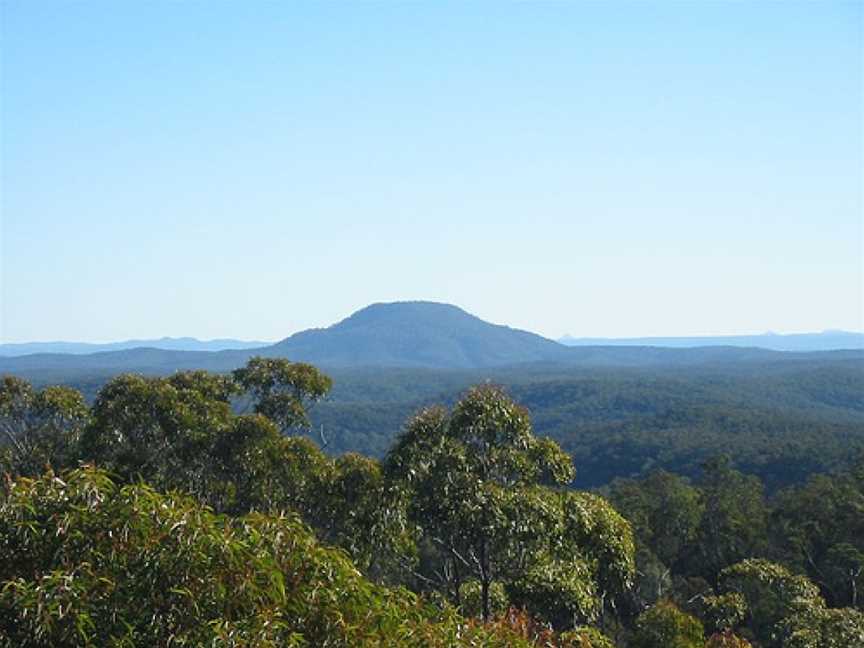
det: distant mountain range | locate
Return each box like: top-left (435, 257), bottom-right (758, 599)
top-left (1, 302), bottom-right (862, 381)
top-left (559, 330), bottom-right (864, 352)
top-left (0, 337), bottom-right (271, 357)
top-left (4, 325), bottom-right (859, 360)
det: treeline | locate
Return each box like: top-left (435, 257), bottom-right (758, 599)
top-left (1, 359), bottom-right (862, 646)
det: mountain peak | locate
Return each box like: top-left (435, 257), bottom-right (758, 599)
top-left (333, 301), bottom-right (480, 329)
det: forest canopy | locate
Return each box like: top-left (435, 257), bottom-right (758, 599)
top-left (1, 359), bottom-right (863, 646)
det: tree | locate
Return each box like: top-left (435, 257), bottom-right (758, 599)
top-left (0, 376), bottom-right (89, 477)
top-left (233, 356), bottom-right (332, 435)
top-left (771, 463), bottom-right (864, 608)
top-left (631, 600), bottom-right (704, 648)
top-left (318, 452), bottom-right (413, 583)
top-left (77, 360), bottom-right (335, 515)
top-left (693, 457), bottom-right (768, 584)
top-left (79, 372), bottom-right (236, 497)
top-left (718, 558), bottom-right (823, 648)
top-left (385, 385), bottom-right (634, 626)
top-left (716, 557), bottom-right (864, 647)
top-left (609, 470), bottom-right (703, 572)
top-left (609, 470), bottom-right (703, 605)
top-left (784, 605), bottom-right (864, 648)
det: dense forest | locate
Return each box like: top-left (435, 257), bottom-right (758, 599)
top-left (310, 360), bottom-right (864, 493)
top-left (12, 356), bottom-right (864, 493)
top-left (1, 357), bottom-right (862, 646)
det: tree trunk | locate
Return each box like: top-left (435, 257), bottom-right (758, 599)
top-left (480, 538), bottom-right (490, 621)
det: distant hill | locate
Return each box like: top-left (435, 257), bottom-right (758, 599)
top-left (0, 337), bottom-right (270, 357)
top-left (260, 301), bottom-right (566, 369)
top-left (559, 330), bottom-right (864, 352)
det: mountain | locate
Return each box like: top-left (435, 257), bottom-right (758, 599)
top-left (262, 301), bottom-right (567, 369)
top-left (558, 330), bottom-right (864, 352)
top-left (0, 337), bottom-right (271, 357)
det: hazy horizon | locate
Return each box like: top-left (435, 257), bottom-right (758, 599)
top-left (2, 1), bottom-right (861, 343)
top-left (2, 297), bottom-right (863, 348)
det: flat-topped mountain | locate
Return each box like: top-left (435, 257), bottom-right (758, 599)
top-left (263, 301), bottom-right (566, 369)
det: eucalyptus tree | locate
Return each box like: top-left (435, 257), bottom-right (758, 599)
top-left (771, 461), bottom-right (864, 608)
top-left (609, 470), bottom-right (703, 605)
top-left (0, 376), bottom-right (89, 476)
top-left (631, 601), bottom-right (704, 648)
top-left (79, 371), bottom-right (237, 499)
top-left (717, 558), bottom-right (864, 648)
top-left (694, 456), bottom-right (769, 584)
top-left (78, 359), bottom-right (332, 513)
top-left (0, 466), bottom-right (544, 647)
top-left (385, 384), bottom-right (635, 626)
top-left (233, 356), bottom-right (332, 435)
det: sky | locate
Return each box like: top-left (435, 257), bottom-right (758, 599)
top-left (1, 1), bottom-right (862, 343)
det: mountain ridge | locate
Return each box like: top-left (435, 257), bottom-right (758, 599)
top-left (0, 337), bottom-right (271, 357)
top-left (559, 330), bottom-right (864, 352)
top-left (1, 302), bottom-right (862, 380)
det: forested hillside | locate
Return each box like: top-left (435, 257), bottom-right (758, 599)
top-left (309, 360), bottom-right (864, 491)
top-left (7, 356), bottom-right (863, 492)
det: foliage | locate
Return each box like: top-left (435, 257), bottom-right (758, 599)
top-left (561, 625), bottom-right (616, 648)
top-left (701, 592), bottom-right (747, 634)
top-left (233, 356), bottom-right (332, 432)
top-left (473, 608), bottom-right (614, 648)
top-left (507, 551), bottom-right (600, 627)
top-left (718, 558), bottom-right (864, 647)
top-left (385, 385), bottom-right (634, 627)
top-left (693, 457), bottom-right (768, 584)
top-left (305, 362), bottom-right (864, 492)
top-left (0, 376), bottom-right (89, 476)
top-left (703, 630), bottom-right (752, 647)
top-left (771, 460), bottom-right (864, 608)
top-left (609, 470), bottom-right (703, 574)
top-left (784, 605), bottom-right (864, 648)
top-left (631, 600), bottom-right (704, 648)
top-left (75, 360), bottom-right (333, 511)
top-left (718, 559), bottom-right (824, 648)
top-left (317, 452), bottom-right (412, 583)
top-left (458, 580), bottom-right (509, 619)
top-left (3, 362), bottom-right (863, 646)
top-left (0, 467), bottom-right (543, 647)
top-left (15, 358), bottom-right (864, 493)
top-left (79, 371), bottom-right (236, 494)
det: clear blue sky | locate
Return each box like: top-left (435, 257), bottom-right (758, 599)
top-left (1, 1), bottom-right (861, 343)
